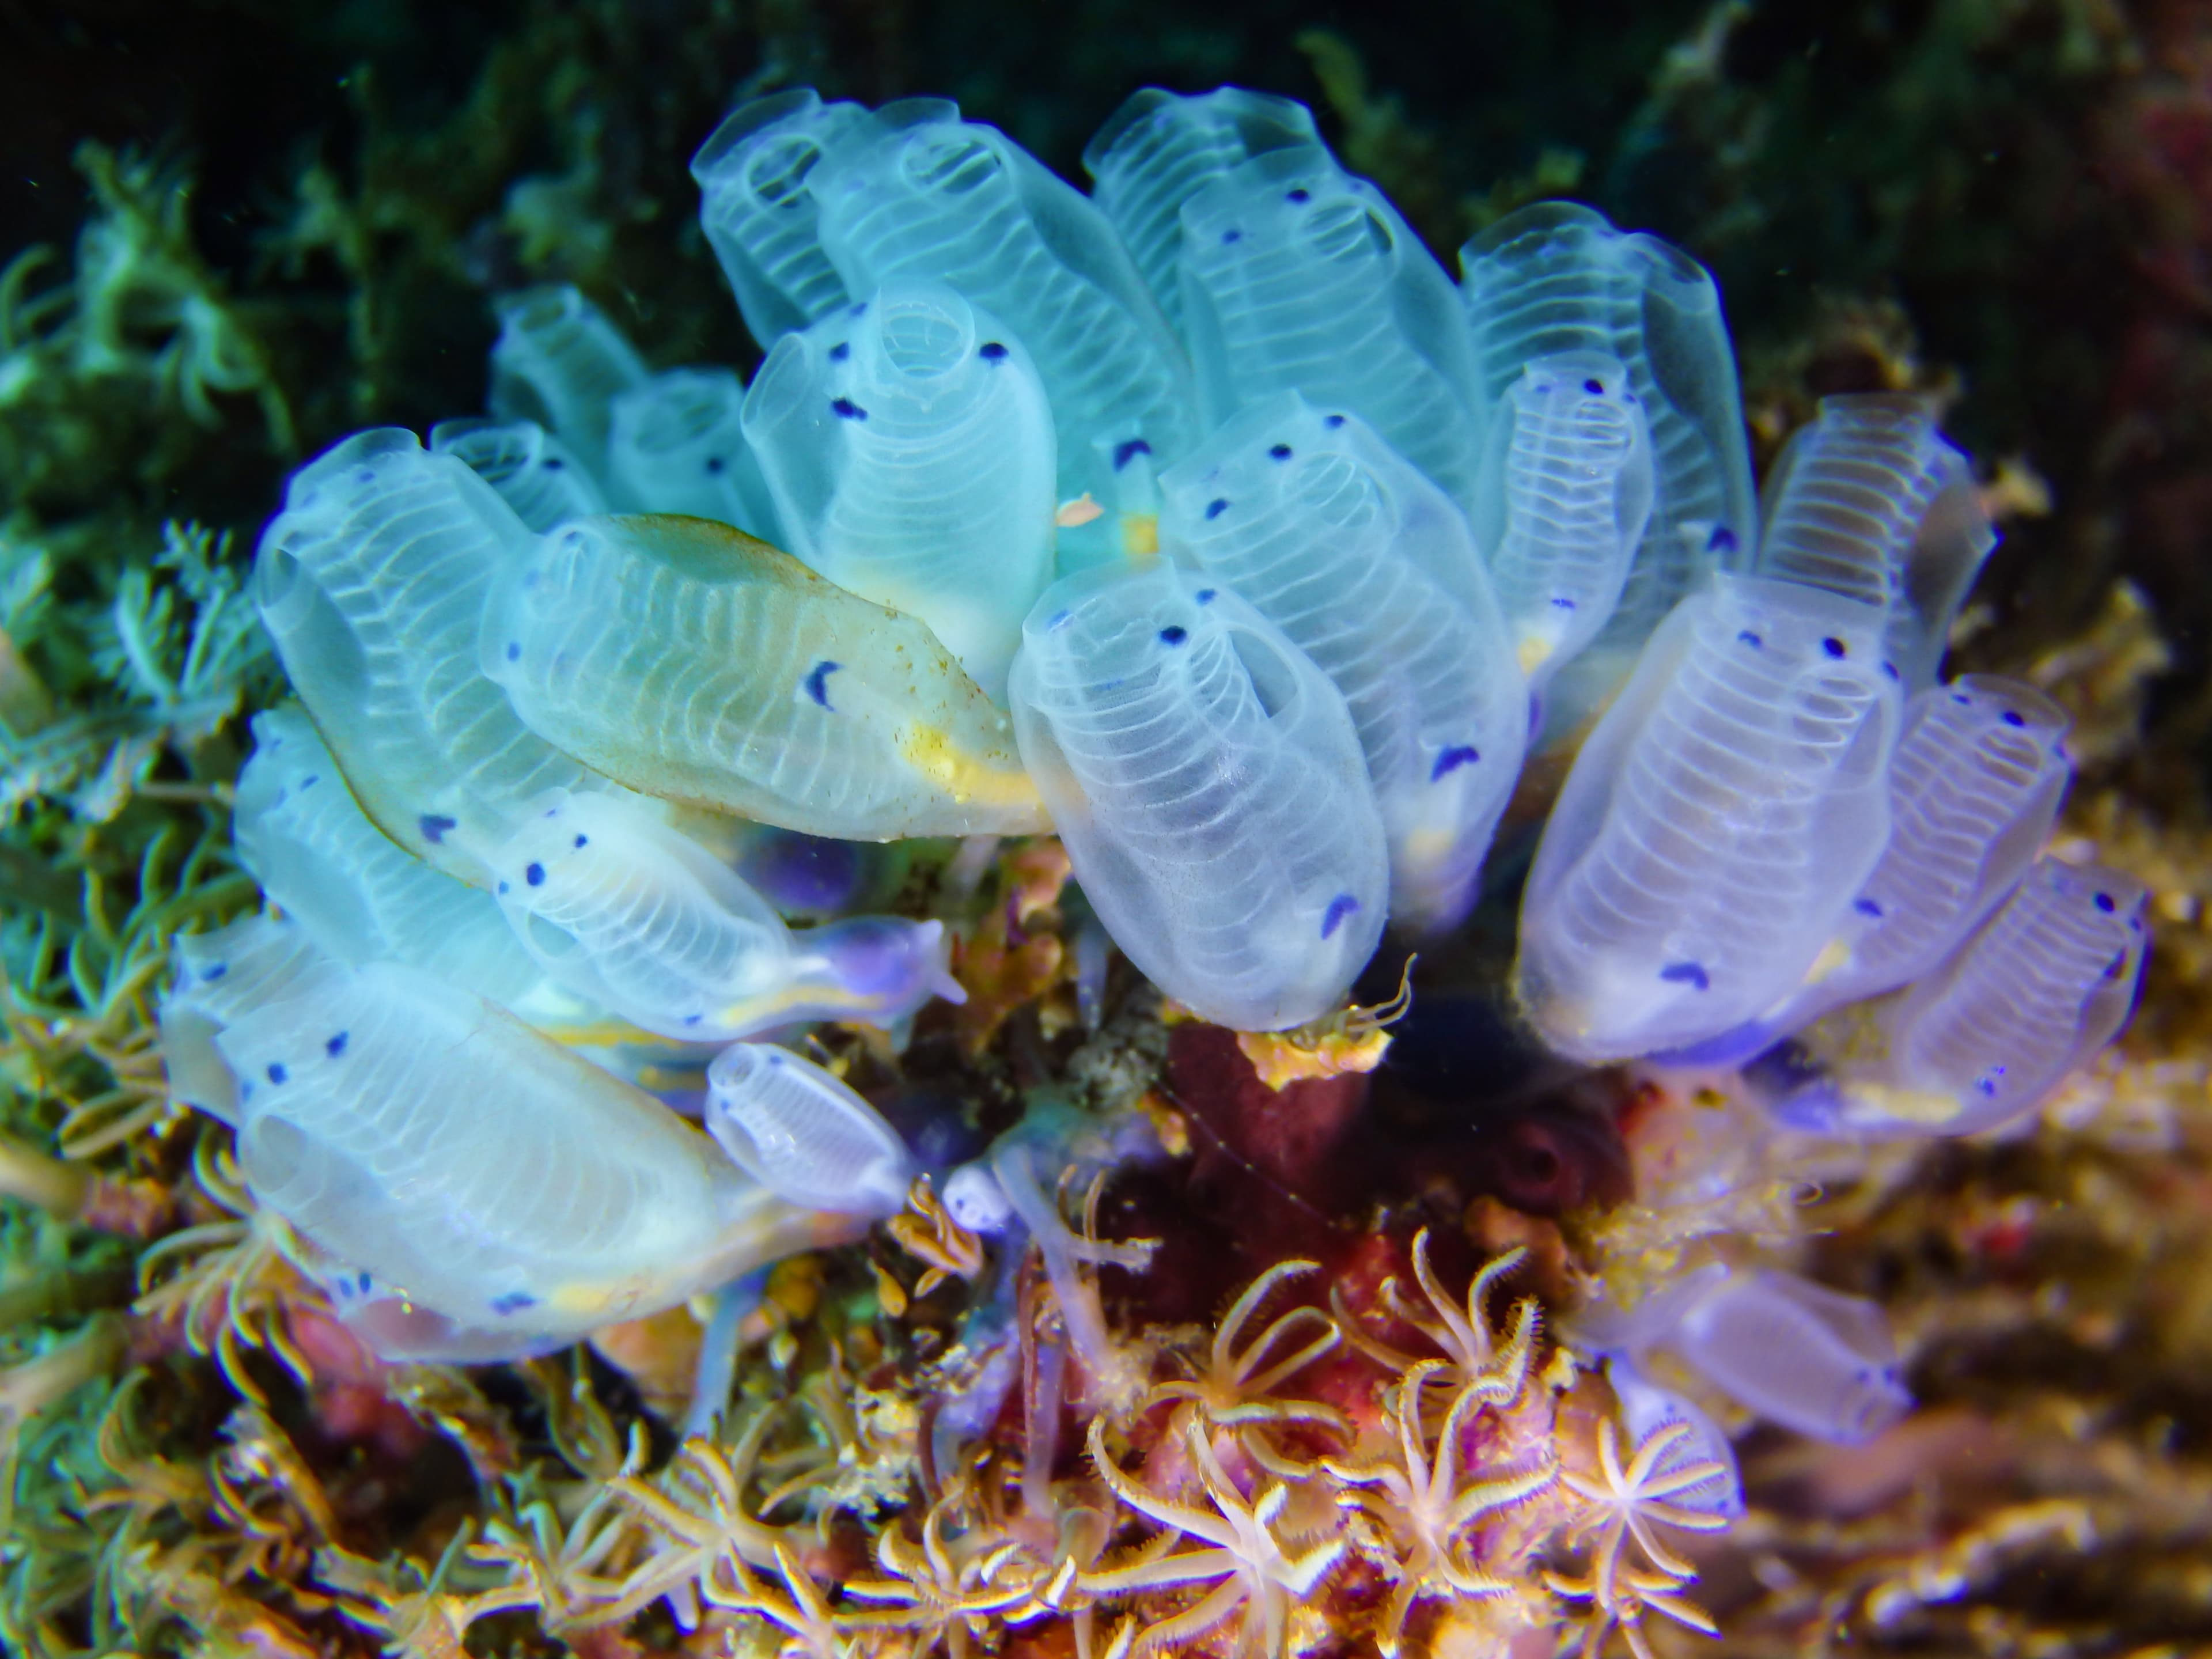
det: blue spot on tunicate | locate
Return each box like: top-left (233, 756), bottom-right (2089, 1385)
top-left (805, 660), bottom-right (841, 709)
top-left (2001, 710), bottom-right (2027, 727)
top-left (1112, 438), bottom-right (1152, 470)
top-left (979, 341), bottom-right (1009, 361)
top-left (267, 1063), bottom-right (287, 1084)
top-left (1195, 588), bottom-right (1217, 604)
top-left (574, 834), bottom-right (588, 848)
top-left (1268, 443), bottom-right (1292, 460)
top-left (1709, 526), bottom-right (1740, 554)
top-left (497, 881), bottom-right (510, 895)
top-left (204, 963), bottom-right (228, 982)
top-left (506, 642), bottom-right (521, 661)
top-left (1221, 228), bottom-right (1242, 244)
top-left (240, 1081), bottom-right (253, 1101)
top-left (326, 1032), bottom-right (348, 1056)
top-left (1855, 897), bottom-right (1884, 917)
top-left (1822, 637), bottom-right (1846, 658)
top-left (828, 342), bottom-right (850, 361)
top-left (2094, 891), bottom-right (2116, 913)
top-left (1953, 690), bottom-right (1974, 704)
top-left (1551, 596), bottom-right (1577, 609)
top-left (525, 862), bottom-right (545, 887)
top-left (1737, 631), bottom-right (1763, 649)
top-left (1286, 187), bottom-right (1310, 203)
top-left (1883, 661), bottom-right (1901, 680)
top-left (1660, 961), bottom-right (1711, 990)
top-left (1048, 609), bottom-right (1072, 630)
top-left (490, 1291), bottom-right (538, 1316)
top-left (849, 301), bottom-right (869, 317)
top-left (1159, 626), bottom-right (1188, 646)
top-left (1206, 498), bottom-right (1229, 520)
top-left (1583, 378), bottom-right (1605, 394)
top-left (1323, 413), bottom-right (1346, 428)
top-left (420, 814), bottom-right (457, 844)
top-left (1431, 745), bottom-right (1481, 780)
top-left (684, 1014), bottom-right (703, 1027)
top-left (832, 397), bottom-right (867, 420)
top-left (542, 456), bottom-right (565, 471)
top-left (705, 455), bottom-right (726, 474)
top-left (357, 1272), bottom-right (373, 1294)
top-left (301, 774), bottom-right (319, 789)
top-left (1320, 893), bottom-right (1360, 938)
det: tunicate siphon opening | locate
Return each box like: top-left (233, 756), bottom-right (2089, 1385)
top-left (904, 129), bottom-right (1000, 195)
top-left (1307, 198), bottom-right (1393, 263)
top-left (746, 134), bottom-right (824, 206)
top-left (877, 293), bottom-right (971, 381)
top-left (1289, 452), bottom-right (1382, 530)
top-left (1228, 624), bottom-right (1303, 721)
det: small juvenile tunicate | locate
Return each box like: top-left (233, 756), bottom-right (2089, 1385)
top-left (743, 279), bottom-right (1056, 702)
top-left (1007, 559), bottom-right (1388, 1029)
top-left (605, 368), bottom-right (782, 540)
top-left (488, 286), bottom-right (652, 480)
top-left (690, 89), bottom-right (873, 345)
top-left (1751, 394), bottom-right (1995, 691)
top-left (429, 418), bottom-right (609, 533)
top-left (215, 961), bottom-right (855, 1353)
top-left (1082, 85), bottom-right (1323, 335)
top-left (1179, 147), bottom-right (1486, 508)
top-left (1517, 574), bottom-right (1901, 1061)
top-left (1158, 393), bottom-right (1527, 933)
top-left (480, 513), bottom-right (1047, 839)
top-left (704, 1041), bottom-right (916, 1216)
top-left (254, 428), bottom-right (605, 884)
top-left (1470, 352), bottom-right (1654, 686)
top-left (484, 789), bottom-right (963, 1039)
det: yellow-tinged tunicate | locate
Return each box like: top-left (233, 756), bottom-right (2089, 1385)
top-left (481, 513), bottom-right (1048, 839)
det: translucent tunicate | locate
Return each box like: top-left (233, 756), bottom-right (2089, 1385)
top-left (487, 286), bottom-right (651, 480)
top-left (483, 789), bottom-right (963, 1039)
top-left (158, 915), bottom-right (336, 1124)
top-left (703, 1041), bottom-right (916, 1216)
top-left (1781, 858), bottom-right (2149, 1138)
top-left (812, 100), bottom-right (1196, 546)
top-left (743, 279), bottom-right (1056, 702)
top-left (1157, 393), bottom-right (1527, 933)
top-left (429, 418), bottom-right (608, 533)
top-left (254, 429), bottom-right (604, 884)
top-left (1517, 574), bottom-right (1901, 1062)
top-left (1007, 559), bottom-right (1388, 1029)
top-left (1082, 85), bottom-right (1324, 335)
top-left (1459, 203), bottom-right (1756, 732)
top-left (1469, 352), bottom-right (1654, 687)
top-left (1179, 147), bottom-right (1486, 508)
top-left (233, 707), bottom-right (549, 1010)
top-left (215, 960), bottom-right (855, 1352)
top-left (1666, 1268), bottom-right (1912, 1445)
top-left (1605, 1358), bottom-right (1743, 1520)
top-left (1765, 675), bottom-right (2071, 1033)
top-left (605, 368), bottom-right (781, 539)
top-left (690, 89), bottom-right (873, 346)
top-left (1751, 394), bottom-right (1995, 691)
top-left (480, 513), bottom-right (1046, 839)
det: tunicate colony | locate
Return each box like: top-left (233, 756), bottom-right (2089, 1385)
top-left (159, 86), bottom-right (2148, 1464)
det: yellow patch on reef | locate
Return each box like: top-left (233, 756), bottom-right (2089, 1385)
top-left (897, 721), bottom-right (1047, 814)
top-left (953, 838), bottom-right (1072, 1054)
top-left (1120, 511), bottom-right (1160, 558)
top-left (1234, 1024), bottom-right (1393, 1089)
